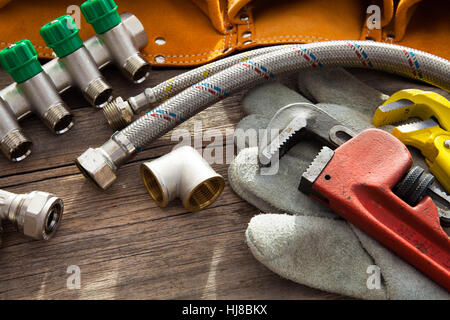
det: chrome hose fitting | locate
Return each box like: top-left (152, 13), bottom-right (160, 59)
top-left (75, 132), bottom-right (136, 190)
top-left (103, 88), bottom-right (156, 130)
top-left (81, 0), bottom-right (150, 84)
top-left (103, 96), bottom-right (134, 130)
top-left (0, 189), bottom-right (64, 241)
top-left (140, 146), bottom-right (225, 212)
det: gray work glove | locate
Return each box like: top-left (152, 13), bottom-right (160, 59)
top-left (228, 68), bottom-right (450, 299)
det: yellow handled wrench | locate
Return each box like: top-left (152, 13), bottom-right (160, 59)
top-left (372, 89), bottom-right (450, 193)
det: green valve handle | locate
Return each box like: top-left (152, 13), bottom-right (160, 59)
top-left (40, 15), bottom-right (83, 58)
top-left (81, 0), bottom-right (121, 34)
top-left (0, 39), bottom-right (43, 83)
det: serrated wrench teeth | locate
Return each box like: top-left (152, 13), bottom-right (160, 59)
top-left (395, 119), bottom-right (439, 133)
top-left (258, 115), bottom-right (307, 166)
top-left (299, 146), bottom-right (335, 196)
top-left (258, 102), bottom-right (355, 168)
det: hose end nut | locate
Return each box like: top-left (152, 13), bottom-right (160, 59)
top-left (20, 191), bottom-right (64, 240)
top-left (75, 147), bottom-right (117, 190)
top-left (103, 96), bottom-right (134, 130)
top-left (1, 129), bottom-right (32, 162)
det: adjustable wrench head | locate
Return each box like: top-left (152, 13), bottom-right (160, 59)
top-left (258, 102), bottom-right (355, 167)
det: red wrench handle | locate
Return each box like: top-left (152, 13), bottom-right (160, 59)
top-left (312, 129), bottom-right (450, 291)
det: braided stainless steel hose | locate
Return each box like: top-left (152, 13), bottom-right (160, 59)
top-left (103, 45), bottom-right (283, 130)
top-left (76, 41), bottom-right (450, 189)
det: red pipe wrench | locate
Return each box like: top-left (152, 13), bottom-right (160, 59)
top-left (299, 128), bottom-right (450, 291)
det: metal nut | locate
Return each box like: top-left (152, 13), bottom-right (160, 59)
top-left (21, 191), bottom-right (63, 240)
top-left (75, 148), bottom-right (117, 190)
top-left (103, 97), bottom-right (134, 130)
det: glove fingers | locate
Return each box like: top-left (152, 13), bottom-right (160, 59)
top-left (246, 214), bottom-right (387, 299)
top-left (242, 82), bottom-right (311, 116)
top-left (297, 68), bottom-right (389, 112)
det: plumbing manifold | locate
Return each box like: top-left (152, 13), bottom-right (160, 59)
top-left (0, 0), bottom-right (150, 162)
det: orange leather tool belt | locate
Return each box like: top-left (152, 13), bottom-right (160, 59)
top-left (0, 0), bottom-right (448, 66)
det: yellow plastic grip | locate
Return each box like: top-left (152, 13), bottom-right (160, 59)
top-left (429, 135), bottom-right (450, 193)
top-left (373, 89), bottom-right (450, 129)
top-left (393, 123), bottom-right (450, 193)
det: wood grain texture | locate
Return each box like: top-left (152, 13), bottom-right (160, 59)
top-left (0, 64), bottom-right (445, 300)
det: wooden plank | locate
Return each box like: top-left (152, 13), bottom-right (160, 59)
top-left (0, 160), bottom-right (341, 299)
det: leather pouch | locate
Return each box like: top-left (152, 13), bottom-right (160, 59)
top-left (0, 0), bottom-right (448, 66)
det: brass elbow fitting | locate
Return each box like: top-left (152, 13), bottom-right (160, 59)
top-left (0, 189), bottom-right (64, 242)
top-left (140, 146), bottom-right (225, 212)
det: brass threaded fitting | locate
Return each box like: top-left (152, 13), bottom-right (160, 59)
top-left (0, 129), bottom-right (32, 162)
top-left (43, 103), bottom-right (74, 135)
top-left (103, 96), bottom-right (134, 130)
top-left (187, 177), bottom-right (225, 211)
top-left (85, 77), bottom-right (113, 107)
top-left (123, 53), bottom-right (150, 83)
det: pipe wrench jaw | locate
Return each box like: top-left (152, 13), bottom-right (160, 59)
top-left (258, 102), bottom-right (355, 167)
top-left (299, 129), bottom-right (450, 291)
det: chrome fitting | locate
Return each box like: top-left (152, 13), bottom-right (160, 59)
top-left (75, 132), bottom-right (136, 190)
top-left (0, 13), bottom-right (148, 119)
top-left (123, 53), bottom-right (150, 83)
top-left (0, 189), bottom-right (64, 241)
top-left (99, 22), bottom-right (150, 83)
top-left (103, 88), bottom-right (157, 130)
top-left (1, 129), bottom-right (32, 162)
top-left (19, 72), bottom-right (74, 135)
top-left (103, 97), bottom-right (134, 130)
top-left (0, 99), bottom-right (32, 161)
top-left (59, 47), bottom-right (113, 107)
top-left (140, 146), bottom-right (225, 212)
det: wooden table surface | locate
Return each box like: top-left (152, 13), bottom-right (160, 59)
top-left (0, 63), bottom-right (447, 300)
